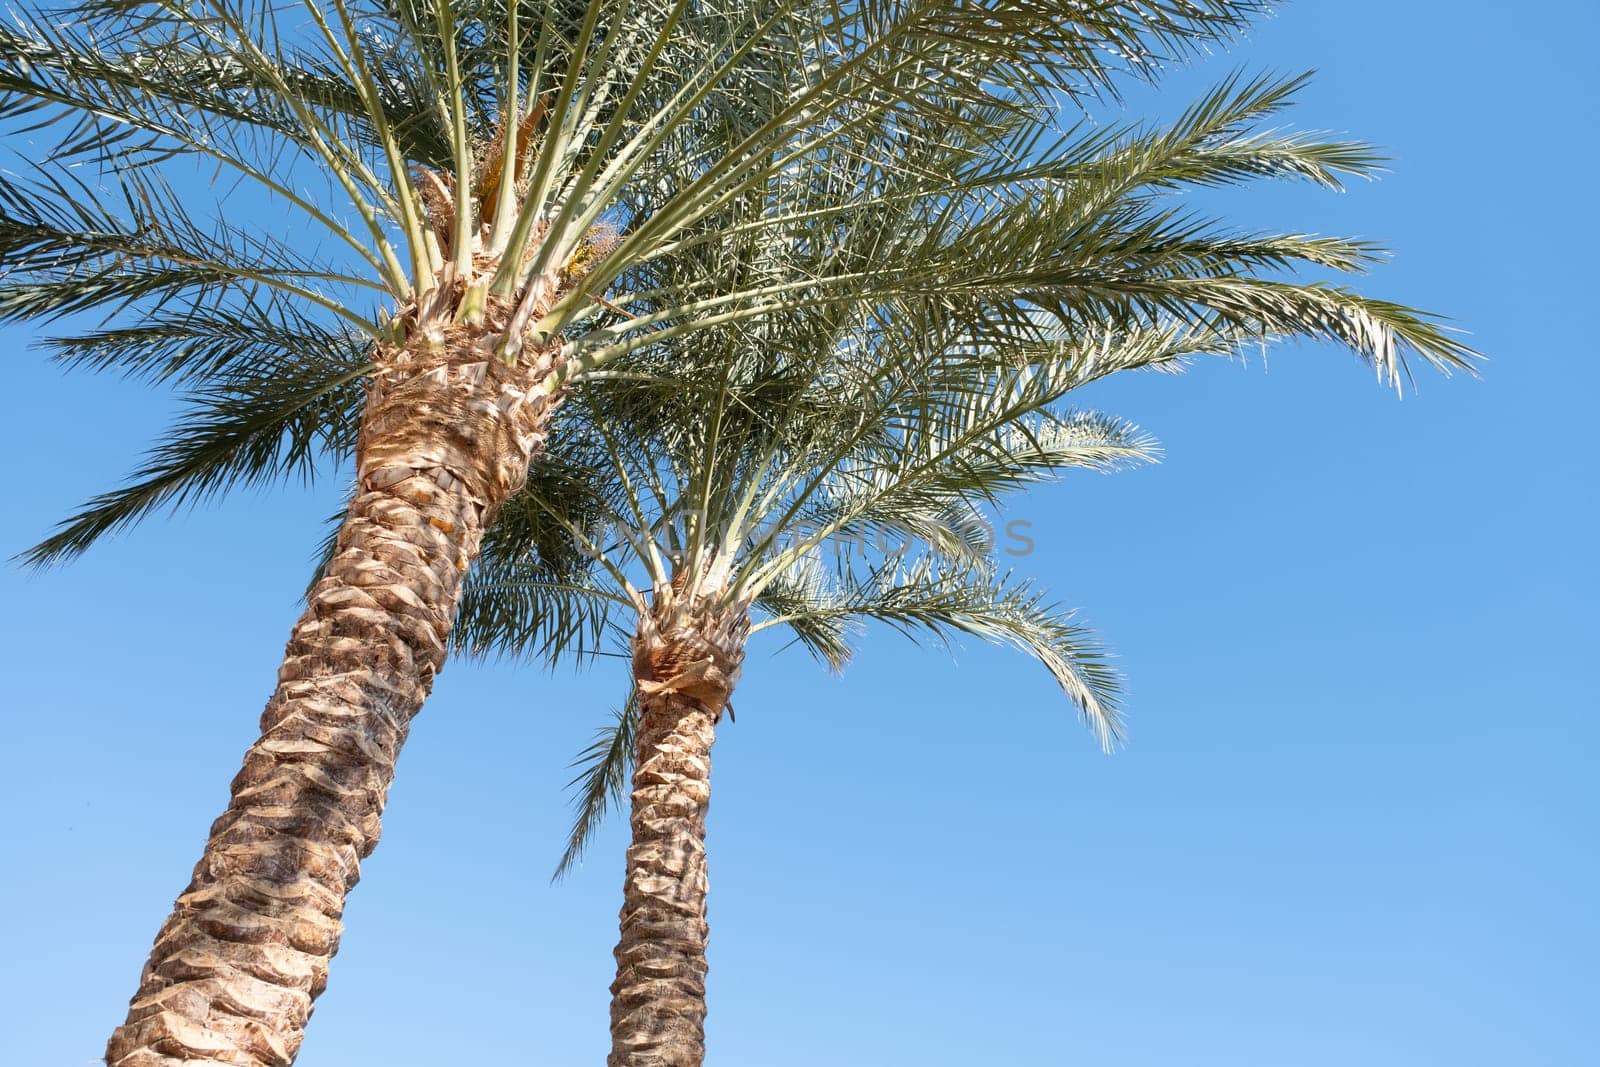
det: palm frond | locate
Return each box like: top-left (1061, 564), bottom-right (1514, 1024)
top-left (0, 168), bottom-right (381, 330)
top-left (42, 294), bottom-right (360, 384)
top-left (454, 558), bottom-right (630, 670)
top-left (754, 555), bottom-right (861, 670)
top-left (551, 691), bottom-right (637, 882)
top-left (755, 556), bottom-right (1125, 749)
top-left (0, 5), bottom-right (424, 279)
top-left (21, 341), bottom-right (366, 565)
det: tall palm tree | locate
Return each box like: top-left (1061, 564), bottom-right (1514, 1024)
top-left (1, 1), bottom-right (1473, 1060)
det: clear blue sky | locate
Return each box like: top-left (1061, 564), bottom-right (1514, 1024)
top-left (2, 3), bottom-right (1595, 1064)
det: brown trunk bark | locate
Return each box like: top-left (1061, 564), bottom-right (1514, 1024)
top-left (608, 581), bottom-right (748, 1067)
top-left (105, 298), bottom-right (561, 1067)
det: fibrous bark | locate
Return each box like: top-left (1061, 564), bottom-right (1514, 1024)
top-left (609, 578), bottom-right (748, 1067)
top-left (106, 287), bottom-right (561, 1067)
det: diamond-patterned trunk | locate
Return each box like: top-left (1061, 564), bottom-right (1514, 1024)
top-left (106, 295), bottom-right (561, 1066)
top-left (609, 581), bottom-right (748, 1067)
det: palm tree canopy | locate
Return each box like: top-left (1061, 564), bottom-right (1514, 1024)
top-left (2, 6), bottom-right (1478, 871)
top-left (0, 0), bottom-right (1277, 330)
top-left (2, 0), bottom-right (1479, 870)
top-left (3, 4), bottom-right (1468, 502)
top-left (468, 291), bottom-right (1282, 875)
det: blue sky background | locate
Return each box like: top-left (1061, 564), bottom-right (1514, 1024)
top-left (2, 2), bottom-right (1595, 1064)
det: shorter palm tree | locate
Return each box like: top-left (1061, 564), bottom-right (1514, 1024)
top-left (459, 311), bottom-right (1290, 1064)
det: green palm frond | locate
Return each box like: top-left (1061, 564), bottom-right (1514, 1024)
top-left (454, 558), bottom-right (631, 670)
top-left (1118, 277), bottom-right (1474, 390)
top-left (754, 556), bottom-right (862, 670)
top-left (729, 339), bottom-right (1167, 590)
top-left (552, 690), bottom-right (637, 882)
top-left (808, 410), bottom-right (1160, 541)
top-left (0, 3), bottom-right (428, 282)
top-left (3, 0), bottom-right (1476, 395)
top-left (556, 68), bottom-right (1475, 392)
top-left (754, 556), bottom-right (1125, 749)
top-left (1068, 70), bottom-right (1382, 193)
top-left (0, 167), bottom-right (382, 329)
top-left (21, 339), bottom-right (366, 566)
top-left (42, 294), bottom-right (361, 384)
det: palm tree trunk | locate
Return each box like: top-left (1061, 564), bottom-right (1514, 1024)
top-left (608, 583), bottom-right (747, 1067)
top-left (106, 308), bottom-right (561, 1067)
top-left (608, 686), bottom-right (719, 1067)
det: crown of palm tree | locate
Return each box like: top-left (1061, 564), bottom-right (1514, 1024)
top-left (3, 0), bottom-right (1480, 879)
top-left (6, 50), bottom-right (1473, 567)
top-left (0, 2), bottom-right (1472, 566)
top-left (0, 0), bottom-right (1282, 345)
top-left (4, 21), bottom-right (1482, 859)
top-left (462, 295), bottom-right (1287, 876)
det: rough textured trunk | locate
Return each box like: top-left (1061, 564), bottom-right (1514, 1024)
top-left (106, 290), bottom-right (561, 1067)
top-left (609, 580), bottom-right (748, 1067)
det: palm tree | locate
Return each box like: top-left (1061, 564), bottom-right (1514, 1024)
top-left (1, 0), bottom-right (1473, 1060)
top-left (466, 186), bottom-right (1484, 1056)
top-left (461, 312), bottom-right (1225, 1062)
